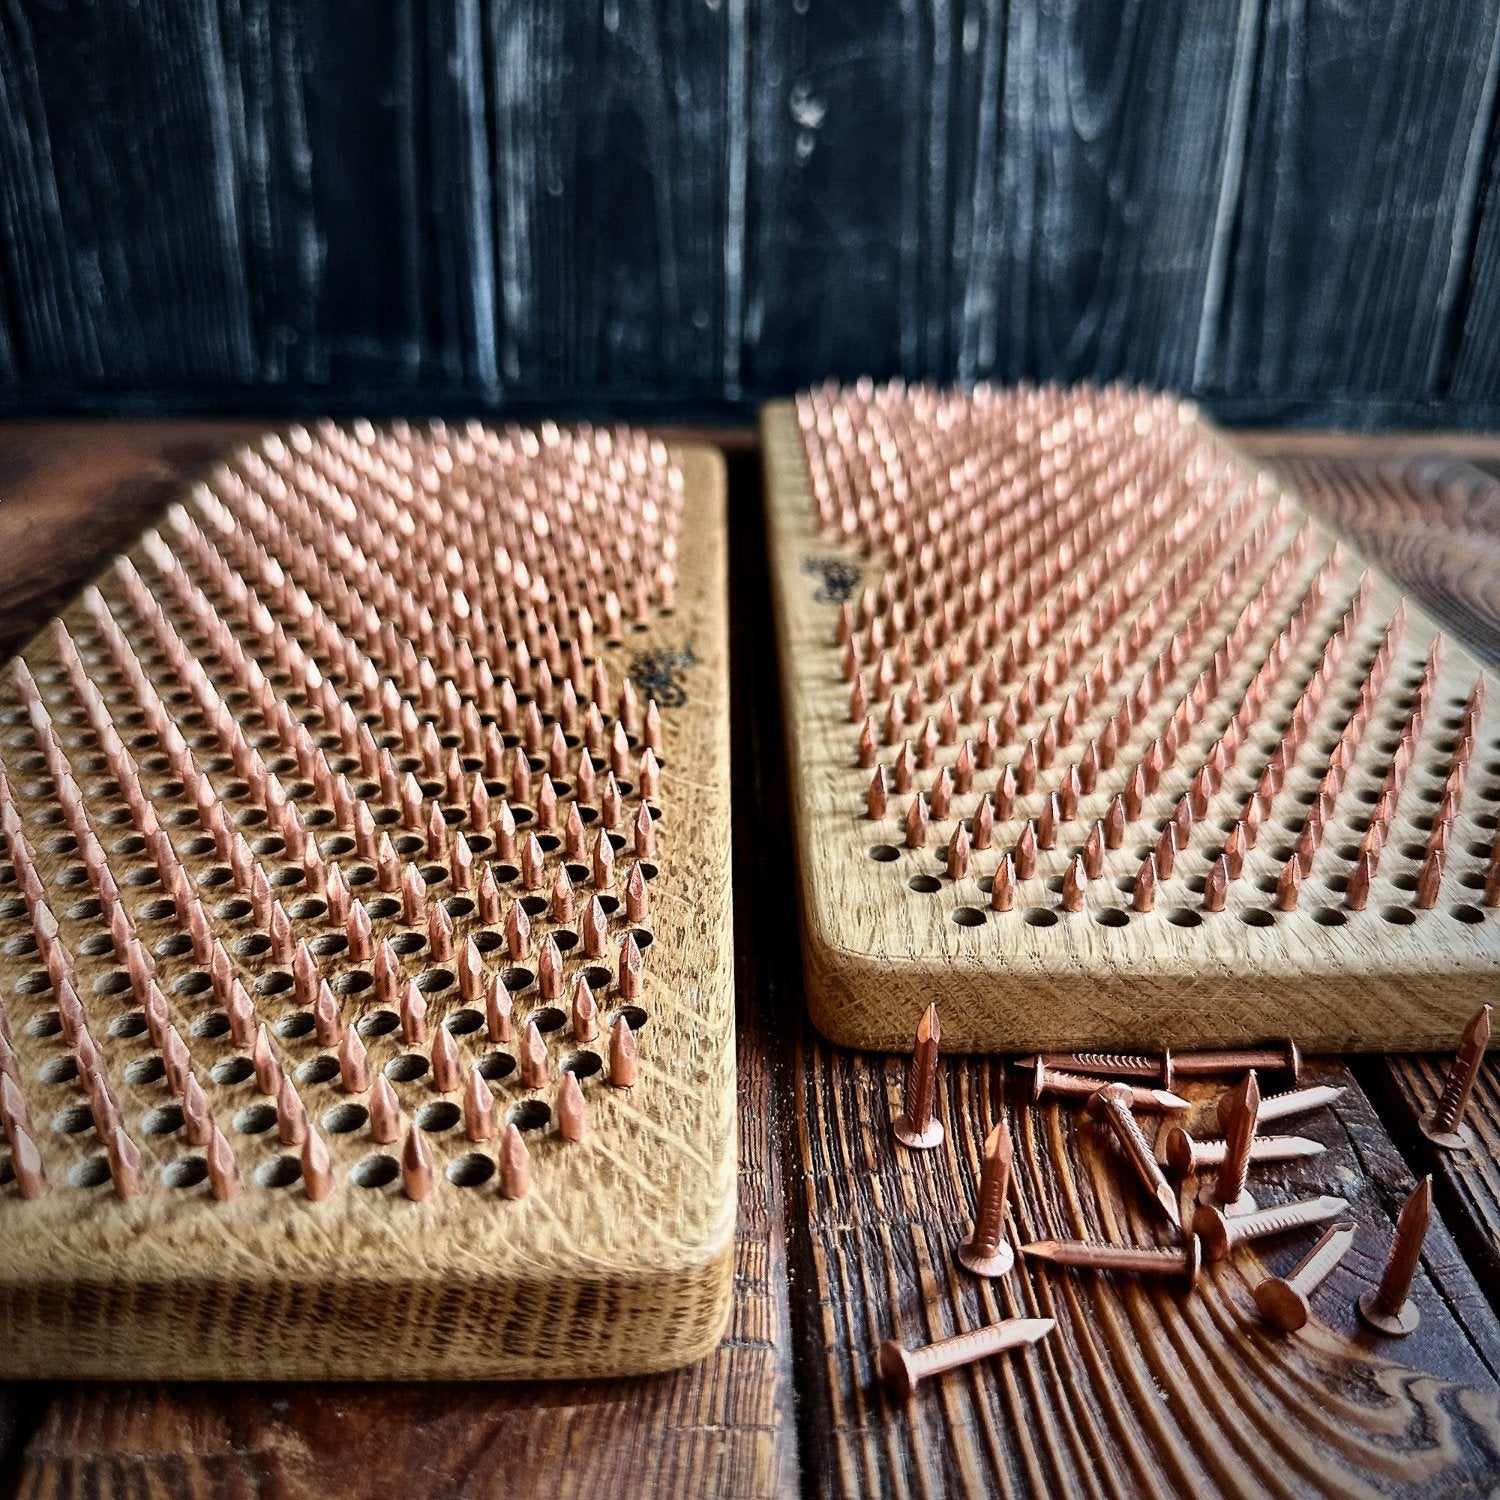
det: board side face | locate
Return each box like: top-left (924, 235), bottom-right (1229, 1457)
top-left (0, 430), bottom-right (735, 1379)
top-left (763, 391), bottom-right (1500, 1053)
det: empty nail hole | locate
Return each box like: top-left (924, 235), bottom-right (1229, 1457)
top-left (69, 1154), bottom-right (112, 1188)
top-left (257, 971), bottom-right (293, 996)
top-left (161, 1156), bottom-right (208, 1189)
top-left (416, 1101), bottom-right (461, 1132)
top-left (445, 1007), bottom-right (484, 1035)
top-left (389, 931), bottom-right (425, 955)
top-left (1166, 908), bottom-right (1202, 928)
top-left (332, 970), bottom-right (373, 996)
top-left (1451, 904), bottom-right (1485, 924)
top-left (446, 1152), bottom-right (495, 1186)
top-left (613, 1005), bottom-right (650, 1032)
top-left (562, 1050), bottom-right (603, 1079)
top-left (172, 971), bottom-right (212, 997)
top-left (295, 1056), bottom-right (340, 1086)
top-left (1380, 906), bottom-right (1416, 925)
top-left (1311, 908), bottom-right (1347, 926)
top-left (51, 1104), bottom-right (94, 1134)
top-left (38, 1054), bottom-right (79, 1083)
top-left (356, 1009), bottom-right (400, 1038)
top-left (233, 1104), bottom-right (278, 1134)
top-left (1094, 908), bottom-right (1129, 927)
top-left (908, 875), bottom-right (941, 894)
top-left (255, 1155), bottom-right (302, 1188)
top-left (191, 1011), bottom-right (231, 1039)
top-left (415, 968), bottom-right (453, 994)
top-left (350, 1153), bottom-right (399, 1188)
top-left (508, 1099), bottom-right (551, 1132)
top-left (1022, 908), bottom-right (1057, 928)
top-left (502, 966), bottom-right (535, 992)
top-left (141, 1104), bottom-right (184, 1135)
top-left (275, 1012), bottom-right (316, 1039)
top-left (322, 1103), bottom-right (368, 1133)
top-left (384, 1053), bottom-right (429, 1083)
top-left (950, 905), bottom-right (985, 927)
top-left (477, 1051), bottom-right (517, 1081)
top-left (529, 1005), bottom-right (566, 1034)
top-left (1239, 908), bottom-right (1276, 927)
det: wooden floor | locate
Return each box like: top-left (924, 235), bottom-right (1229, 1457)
top-left (1, 420), bottom-right (1498, 1500)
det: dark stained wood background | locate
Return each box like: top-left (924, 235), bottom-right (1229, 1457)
top-left (1, 420), bottom-right (1500, 1499)
top-left (5, 3), bottom-right (1500, 426)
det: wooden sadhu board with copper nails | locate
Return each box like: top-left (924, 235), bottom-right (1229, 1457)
top-left (763, 384), bottom-right (1500, 1053)
top-left (0, 420), bottom-right (735, 1380)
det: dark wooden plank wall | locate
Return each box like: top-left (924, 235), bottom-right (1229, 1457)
top-left (2, 0), bottom-right (1500, 425)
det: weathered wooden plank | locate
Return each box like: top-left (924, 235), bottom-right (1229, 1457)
top-left (4, 4), bottom-right (1500, 425)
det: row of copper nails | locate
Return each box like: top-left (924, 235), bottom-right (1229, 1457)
top-left (0, 422), bottom-right (679, 1205)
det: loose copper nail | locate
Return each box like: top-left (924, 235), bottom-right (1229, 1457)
top-left (558, 1071), bottom-right (587, 1141)
top-left (401, 1124), bottom-right (434, 1201)
top-left (369, 1074), bottom-right (401, 1144)
top-left (609, 1014), bottom-right (638, 1087)
top-left (1020, 1237), bottom-right (1201, 1285)
top-left (1193, 1194), bottom-right (1348, 1262)
top-left (957, 1121), bottom-right (1014, 1277)
top-left (464, 1066), bottom-right (495, 1141)
top-left (1254, 1220), bottom-right (1356, 1331)
top-left (1220, 1081), bottom-right (1342, 1130)
top-left (1419, 1004), bottom-right (1491, 1149)
top-left (1358, 1176), bottom-right (1431, 1336)
top-left (1198, 1071), bottom-right (1259, 1215)
top-left (894, 1003), bottom-right (943, 1149)
top-left (1027, 1058), bottom-right (1188, 1111)
top-left (301, 1127), bottom-right (334, 1201)
top-left (1086, 1083), bottom-right (1182, 1230)
top-left (1176, 1044), bottom-right (1296, 1080)
top-left (878, 1318), bottom-right (1055, 1400)
top-left (1164, 1127), bottom-right (1323, 1178)
top-left (499, 1121), bottom-right (530, 1199)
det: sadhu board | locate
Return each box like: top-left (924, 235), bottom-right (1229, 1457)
top-left (763, 383), bottom-right (1499, 1053)
top-left (0, 421), bottom-right (735, 1379)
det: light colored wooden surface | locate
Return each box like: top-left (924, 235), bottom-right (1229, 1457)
top-left (763, 391), bottom-right (1500, 1053)
top-left (0, 427), bottom-right (737, 1380)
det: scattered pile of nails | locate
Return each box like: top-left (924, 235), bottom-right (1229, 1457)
top-left (0, 420), bottom-right (679, 1206)
top-left (878, 1002), bottom-right (1490, 1397)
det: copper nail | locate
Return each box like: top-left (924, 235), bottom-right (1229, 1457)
top-left (1358, 1176), bottom-right (1430, 1336)
top-left (1193, 1194), bottom-right (1348, 1262)
top-left (878, 1318), bottom-right (1054, 1400)
top-left (1419, 1004), bottom-right (1491, 1149)
top-left (1254, 1220), bottom-right (1356, 1331)
top-left (1020, 1237), bottom-right (1200, 1285)
top-left (894, 1003), bottom-right (943, 1149)
top-left (957, 1121), bottom-right (1014, 1277)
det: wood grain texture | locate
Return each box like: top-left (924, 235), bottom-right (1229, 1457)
top-left (0, 428), bottom-right (737, 1380)
top-left (763, 391), bottom-right (1500, 1053)
top-left (790, 1043), bottom-right (1500, 1499)
top-left (5, 4), bottom-right (1500, 426)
